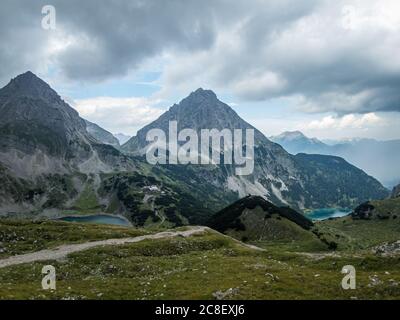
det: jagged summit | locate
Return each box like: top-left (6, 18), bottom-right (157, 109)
top-left (0, 71), bottom-right (59, 101)
top-left (0, 71), bottom-right (84, 134)
top-left (14, 70), bottom-right (37, 80)
top-left (0, 72), bottom-right (94, 167)
top-left (188, 88), bottom-right (218, 100)
top-left (0, 72), bottom-right (134, 179)
top-left (122, 87), bottom-right (274, 154)
top-left (169, 87), bottom-right (225, 114)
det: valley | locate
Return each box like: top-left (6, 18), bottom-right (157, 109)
top-left (1, 194), bottom-right (400, 300)
top-left (1, 212), bottom-right (400, 300)
top-left (0, 72), bottom-right (399, 300)
top-left (0, 73), bottom-right (388, 226)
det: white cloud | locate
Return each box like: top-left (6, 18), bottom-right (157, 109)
top-left (233, 72), bottom-right (288, 100)
top-left (160, 0), bottom-right (400, 113)
top-left (305, 113), bottom-right (384, 130)
top-left (250, 111), bottom-right (400, 141)
top-left (1, 0), bottom-right (400, 118)
top-left (71, 96), bottom-right (164, 135)
top-left (294, 90), bottom-right (377, 114)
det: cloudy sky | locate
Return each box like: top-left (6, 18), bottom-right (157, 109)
top-left (1, 0), bottom-right (400, 140)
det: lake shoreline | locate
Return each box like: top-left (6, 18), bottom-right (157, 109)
top-left (56, 213), bottom-right (133, 227)
top-left (304, 208), bottom-right (352, 221)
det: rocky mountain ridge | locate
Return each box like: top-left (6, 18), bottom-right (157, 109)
top-left (271, 131), bottom-right (400, 188)
top-left (0, 73), bottom-right (389, 224)
top-left (122, 88), bottom-right (388, 210)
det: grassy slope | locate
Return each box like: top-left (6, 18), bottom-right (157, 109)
top-left (316, 198), bottom-right (400, 252)
top-left (0, 219), bottom-right (400, 300)
top-left (0, 220), bottom-right (150, 259)
top-left (224, 207), bottom-right (327, 252)
top-left (71, 184), bottom-right (101, 213)
top-left (317, 217), bottom-right (400, 251)
top-left (370, 197), bottom-right (400, 216)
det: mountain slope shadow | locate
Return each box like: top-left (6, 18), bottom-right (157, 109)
top-left (207, 196), bottom-right (316, 241)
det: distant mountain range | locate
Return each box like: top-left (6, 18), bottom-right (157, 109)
top-left (0, 72), bottom-right (389, 225)
top-left (122, 88), bottom-right (387, 210)
top-left (114, 133), bottom-right (131, 145)
top-left (85, 119), bottom-right (120, 149)
top-left (83, 123), bottom-right (131, 148)
top-left (270, 131), bottom-right (328, 154)
top-left (270, 131), bottom-right (400, 188)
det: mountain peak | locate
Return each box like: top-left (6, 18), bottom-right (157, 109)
top-left (11, 71), bottom-right (48, 87)
top-left (0, 71), bottom-right (89, 153)
top-left (187, 88), bottom-right (218, 100)
top-left (122, 86), bottom-right (269, 153)
top-left (276, 131), bottom-right (307, 140)
top-left (1, 71), bottom-right (58, 100)
top-left (167, 87), bottom-right (228, 116)
top-left (18, 70), bottom-right (36, 78)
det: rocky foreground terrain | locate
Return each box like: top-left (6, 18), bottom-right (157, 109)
top-left (1, 208), bottom-right (400, 300)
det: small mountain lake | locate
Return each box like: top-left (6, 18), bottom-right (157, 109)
top-left (58, 214), bottom-right (131, 227)
top-left (58, 209), bottom-right (350, 227)
top-left (306, 208), bottom-right (351, 221)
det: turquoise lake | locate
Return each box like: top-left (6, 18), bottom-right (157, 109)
top-left (59, 215), bottom-right (131, 226)
top-left (58, 209), bottom-right (350, 227)
top-left (306, 208), bottom-right (351, 221)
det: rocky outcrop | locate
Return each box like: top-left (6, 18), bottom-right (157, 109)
top-left (351, 202), bottom-right (376, 220)
top-left (391, 184), bottom-right (400, 199)
top-left (373, 240), bottom-right (400, 256)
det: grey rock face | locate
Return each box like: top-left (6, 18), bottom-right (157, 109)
top-left (122, 88), bottom-right (388, 210)
top-left (123, 88), bottom-right (275, 152)
top-left (0, 72), bottom-right (93, 167)
top-left (392, 184), bottom-right (400, 199)
top-left (85, 120), bottom-right (120, 149)
top-left (271, 131), bottom-right (400, 189)
top-left (270, 131), bottom-right (329, 155)
top-left (0, 72), bottom-right (88, 139)
top-left (0, 72), bottom-right (137, 216)
top-left (0, 72), bottom-right (133, 176)
top-left (373, 240), bottom-right (400, 256)
top-left (114, 133), bottom-right (131, 145)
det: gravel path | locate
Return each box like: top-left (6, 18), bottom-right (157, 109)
top-left (0, 226), bottom-right (208, 269)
